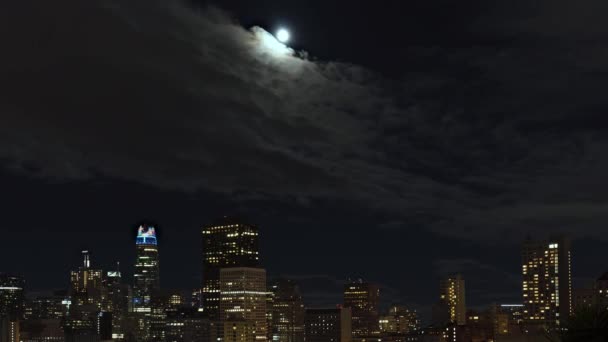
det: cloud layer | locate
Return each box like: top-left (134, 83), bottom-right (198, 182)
top-left (2, 0), bottom-right (608, 241)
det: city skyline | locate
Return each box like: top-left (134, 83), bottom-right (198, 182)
top-left (3, 0), bottom-right (608, 340)
top-left (2, 222), bottom-right (604, 323)
top-left (2, 220), bottom-right (608, 341)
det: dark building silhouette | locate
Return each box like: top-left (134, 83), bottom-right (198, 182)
top-left (269, 279), bottom-right (305, 342)
top-left (305, 307), bottom-right (352, 342)
top-left (104, 266), bottom-right (131, 339)
top-left (0, 274), bottom-right (25, 319)
top-left (343, 280), bottom-right (379, 337)
top-left (165, 308), bottom-right (211, 342)
top-left (64, 251), bottom-right (104, 342)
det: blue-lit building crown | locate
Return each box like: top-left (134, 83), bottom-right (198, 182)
top-left (136, 225), bottom-right (157, 245)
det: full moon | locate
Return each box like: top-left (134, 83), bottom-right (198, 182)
top-left (276, 28), bottom-right (290, 43)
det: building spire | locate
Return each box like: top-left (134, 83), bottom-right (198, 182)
top-left (82, 250), bottom-right (90, 268)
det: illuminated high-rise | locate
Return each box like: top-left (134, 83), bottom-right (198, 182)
top-left (0, 274), bottom-right (24, 342)
top-left (343, 280), bottom-right (379, 337)
top-left (201, 218), bottom-right (260, 319)
top-left (0, 274), bottom-right (25, 319)
top-left (69, 251), bottom-right (104, 309)
top-left (104, 264), bottom-right (131, 339)
top-left (0, 317), bottom-right (20, 342)
top-left (269, 279), bottom-right (305, 342)
top-left (522, 237), bottom-right (572, 326)
top-left (219, 267), bottom-right (267, 342)
top-left (133, 225), bottom-right (160, 313)
top-left (439, 274), bottom-right (466, 326)
top-left (65, 251), bottom-right (105, 341)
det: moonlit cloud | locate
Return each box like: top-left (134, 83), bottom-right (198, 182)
top-left (2, 0), bottom-right (608, 245)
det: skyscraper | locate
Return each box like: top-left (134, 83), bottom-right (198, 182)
top-left (0, 274), bottom-right (25, 319)
top-left (522, 237), bottom-right (572, 326)
top-left (269, 279), bottom-right (305, 342)
top-left (439, 274), bottom-right (466, 326)
top-left (343, 280), bottom-right (379, 337)
top-left (304, 307), bottom-right (352, 342)
top-left (21, 291), bottom-right (67, 342)
top-left (220, 267), bottom-right (267, 342)
top-left (65, 251), bottom-right (105, 341)
top-left (133, 225), bottom-right (160, 313)
top-left (201, 218), bottom-right (260, 319)
top-left (69, 251), bottom-right (104, 309)
top-left (104, 264), bottom-right (131, 339)
top-left (0, 274), bottom-right (24, 342)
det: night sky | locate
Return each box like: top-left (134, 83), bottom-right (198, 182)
top-left (2, 0), bottom-right (608, 320)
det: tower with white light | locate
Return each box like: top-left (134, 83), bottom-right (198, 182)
top-left (133, 225), bottom-right (160, 314)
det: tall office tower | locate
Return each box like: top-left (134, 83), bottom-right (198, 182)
top-left (104, 265), bottom-right (131, 339)
top-left (201, 218), bottom-right (260, 319)
top-left (378, 305), bottom-right (420, 335)
top-left (220, 267), bottom-right (267, 342)
top-left (270, 279), bottom-right (305, 342)
top-left (304, 307), bottom-right (352, 342)
top-left (65, 251), bottom-right (105, 341)
top-left (69, 250), bottom-right (104, 308)
top-left (522, 237), bottom-right (572, 326)
top-left (0, 274), bottom-right (24, 342)
top-left (439, 274), bottom-right (466, 326)
top-left (343, 280), bottom-right (379, 337)
top-left (148, 290), bottom-right (186, 342)
top-left (0, 316), bottom-right (20, 342)
top-left (133, 225), bottom-right (160, 313)
top-left (0, 274), bottom-right (25, 319)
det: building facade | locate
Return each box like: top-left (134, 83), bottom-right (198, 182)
top-left (379, 305), bottom-right (420, 335)
top-left (133, 225), bottom-right (160, 314)
top-left (343, 280), bottom-right (379, 337)
top-left (104, 267), bottom-right (131, 339)
top-left (439, 274), bottom-right (466, 326)
top-left (64, 251), bottom-right (105, 340)
top-left (220, 267), bottom-right (267, 342)
top-left (0, 274), bottom-right (25, 319)
top-left (269, 279), bottom-right (305, 342)
top-left (521, 237), bottom-right (572, 326)
top-left (201, 218), bottom-right (260, 319)
top-left (165, 308), bottom-right (211, 342)
top-left (304, 307), bottom-right (352, 342)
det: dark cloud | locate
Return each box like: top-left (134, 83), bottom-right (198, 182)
top-left (2, 0), bottom-right (608, 244)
